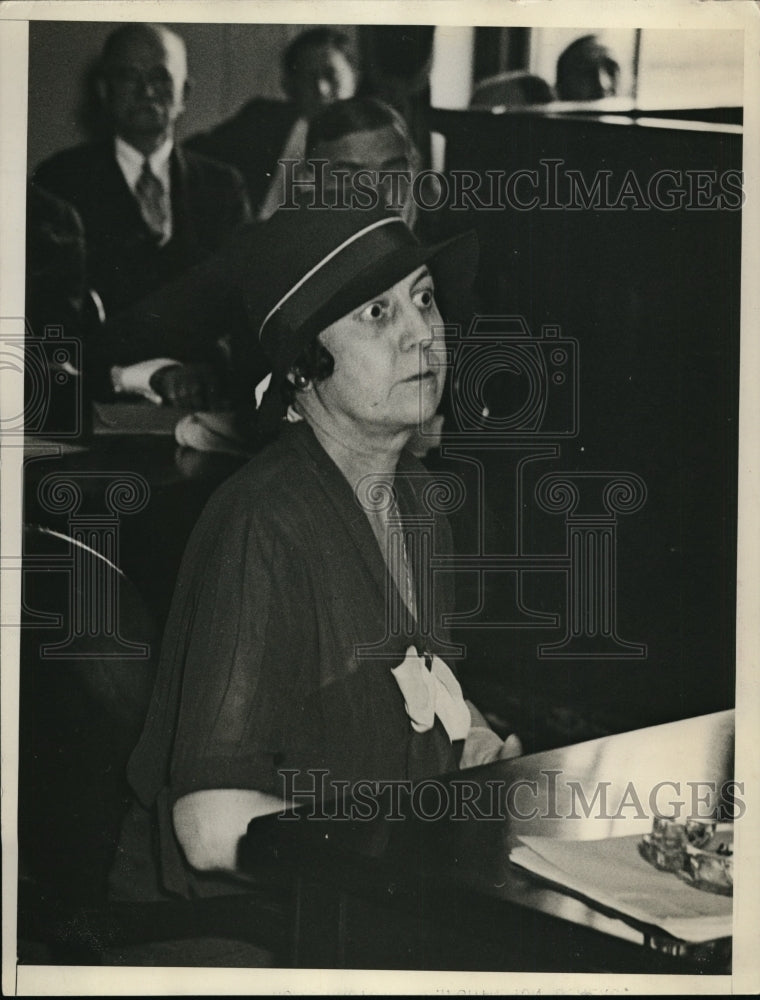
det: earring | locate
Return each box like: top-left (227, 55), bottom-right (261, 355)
top-left (293, 371), bottom-right (310, 389)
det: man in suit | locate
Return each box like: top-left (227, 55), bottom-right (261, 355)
top-left (187, 27), bottom-right (357, 219)
top-left (33, 23), bottom-right (251, 406)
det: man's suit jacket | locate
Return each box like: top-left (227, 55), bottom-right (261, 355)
top-left (186, 99), bottom-right (300, 217)
top-left (25, 181), bottom-right (87, 339)
top-left (33, 141), bottom-right (251, 319)
top-left (97, 220), bottom-right (272, 410)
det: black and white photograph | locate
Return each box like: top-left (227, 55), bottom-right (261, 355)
top-left (1, 0), bottom-right (758, 994)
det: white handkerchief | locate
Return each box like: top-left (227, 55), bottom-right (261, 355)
top-left (391, 646), bottom-right (471, 742)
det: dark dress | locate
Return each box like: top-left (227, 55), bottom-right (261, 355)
top-left (113, 421), bottom-right (462, 899)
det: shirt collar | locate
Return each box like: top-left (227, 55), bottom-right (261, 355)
top-left (114, 135), bottom-right (174, 192)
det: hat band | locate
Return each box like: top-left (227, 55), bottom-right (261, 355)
top-left (259, 217), bottom-right (417, 345)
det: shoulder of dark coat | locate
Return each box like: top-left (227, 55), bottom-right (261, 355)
top-left (197, 429), bottom-right (327, 535)
top-left (176, 145), bottom-right (248, 191)
top-left (32, 142), bottom-right (111, 185)
top-left (226, 98), bottom-right (296, 125)
top-left (185, 98), bottom-right (296, 146)
top-left (26, 179), bottom-right (85, 236)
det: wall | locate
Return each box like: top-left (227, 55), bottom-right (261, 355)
top-left (27, 21), bottom-right (358, 171)
top-left (429, 110), bottom-right (740, 742)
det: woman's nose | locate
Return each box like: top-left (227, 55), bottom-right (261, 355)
top-left (400, 301), bottom-right (438, 352)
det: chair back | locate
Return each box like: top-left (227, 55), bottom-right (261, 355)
top-left (18, 524), bottom-right (158, 904)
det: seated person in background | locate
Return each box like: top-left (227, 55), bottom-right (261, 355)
top-left (24, 182), bottom-right (89, 436)
top-left (98, 97), bottom-right (422, 427)
top-left (25, 182), bottom-right (87, 341)
top-left (111, 207), bottom-right (521, 902)
top-left (555, 34), bottom-right (620, 101)
top-left (294, 95), bottom-right (420, 227)
top-left (358, 26), bottom-right (436, 170)
top-left (187, 27), bottom-right (357, 219)
top-left (33, 23), bottom-right (251, 402)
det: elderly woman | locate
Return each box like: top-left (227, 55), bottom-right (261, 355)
top-left (115, 208), bottom-right (520, 901)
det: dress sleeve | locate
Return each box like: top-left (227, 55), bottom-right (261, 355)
top-left (128, 494), bottom-right (313, 807)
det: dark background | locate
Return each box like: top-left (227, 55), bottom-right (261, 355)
top-left (427, 110), bottom-right (740, 748)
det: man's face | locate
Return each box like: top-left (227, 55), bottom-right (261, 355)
top-left (311, 266), bottom-right (446, 438)
top-left (285, 43), bottom-right (356, 119)
top-left (100, 30), bottom-right (187, 147)
top-left (312, 125), bottom-right (414, 221)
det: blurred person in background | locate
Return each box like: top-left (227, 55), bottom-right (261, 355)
top-left (32, 23), bottom-right (251, 408)
top-left (555, 34), bottom-right (620, 101)
top-left (188, 27), bottom-right (358, 218)
top-left (297, 96), bottom-right (420, 227)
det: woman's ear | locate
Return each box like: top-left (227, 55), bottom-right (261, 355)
top-left (288, 368), bottom-right (310, 390)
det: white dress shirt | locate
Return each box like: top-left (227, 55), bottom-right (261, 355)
top-left (114, 135), bottom-right (174, 244)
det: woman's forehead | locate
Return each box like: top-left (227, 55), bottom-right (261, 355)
top-left (319, 265), bottom-right (433, 339)
top-left (333, 265), bottom-right (432, 323)
top-left (363, 264), bottom-right (431, 304)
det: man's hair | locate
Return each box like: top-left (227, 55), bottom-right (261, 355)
top-left (305, 97), bottom-right (417, 165)
top-left (282, 27), bottom-right (352, 76)
top-left (99, 22), bottom-right (186, 72)
top-left (556, 34), bottom-right (619, 99)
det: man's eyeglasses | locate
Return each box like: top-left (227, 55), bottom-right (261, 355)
top-left (107, 66), bottom-right (175, 91)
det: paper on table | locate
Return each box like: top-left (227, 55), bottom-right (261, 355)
top-left (92, 401), bottom-right (181, 435)
top-left (510, 831), bottom-right (733, 943)
top-left (24, 436), bottom-right (88, 454)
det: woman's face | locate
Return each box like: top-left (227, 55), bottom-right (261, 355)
top-left (311, 125), bottom-right (415, 223)
top-left (309, 265), bottom-right (445, 439)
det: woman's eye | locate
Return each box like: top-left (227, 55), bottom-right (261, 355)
top-left (360, 302), bottom-right (386, 321)
top-left (413, 287), bottom-right (435, 310)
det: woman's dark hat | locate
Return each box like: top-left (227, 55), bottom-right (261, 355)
top-left (244, 207), bottom-right (479, 376)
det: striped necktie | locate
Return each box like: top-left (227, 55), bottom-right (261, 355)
top-left (135, 159), bottom-right (167, 242)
